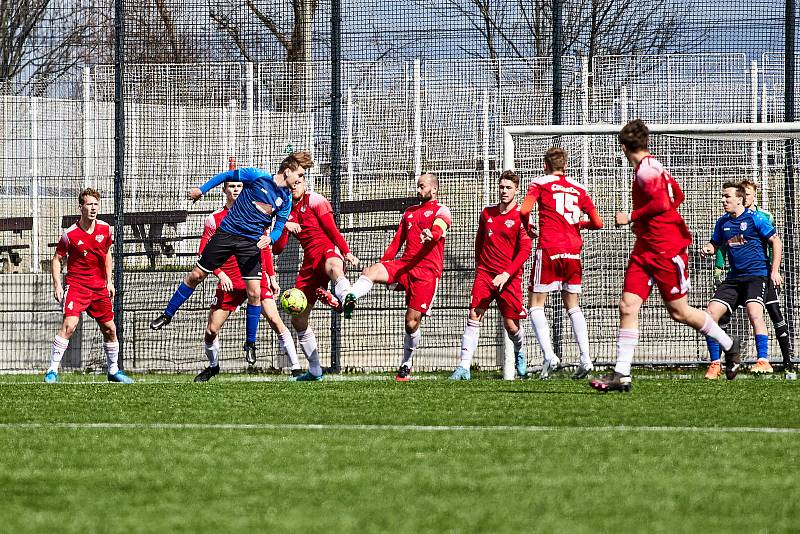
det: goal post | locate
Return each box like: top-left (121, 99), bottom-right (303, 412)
top-left (501, 121), bottom-right (800, 380)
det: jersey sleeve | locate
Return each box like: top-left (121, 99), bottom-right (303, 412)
top-left (579, 191), bottom-right (597, 214)
top-left (268, 196), bottom-right (292, 243)
top-left (430, 204), bottom-right (452, 240)
top-left (381, 215), bottom-right (407, 261)
top-left (474, 210), bottom-right (487, 267)
top-left (312, 193), bottom-right (351, 254)
top-left (753, 211), bottom-right (776, 240)
top-left (506, 221), bottom-right (533, 276)
top-left (710, 217), bottom-right (725, 247)
top-left (55, 232), bottom-right (69, 258)
top-left (198, 214), bottom-right (216, 255)
top-left (261, 242), bottom-right (275, 277)
top-left (520, 181), bottom-right (541, 229)
top-left (106, 225), bottom-right (114, 249)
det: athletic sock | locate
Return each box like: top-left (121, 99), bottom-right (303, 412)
top-left (297, 328), bottom-right (322, 376)
top-left (402, 329), bottom-right (421, 368)
top-left (48, 335), bottom-right (69, 373)
top-left (771, 317), bottom-right (794, 362)
top-left (509, 326), bottom-right (525, 354)
top-left (700, 312), bottom-right (733, 352)
top-left (245, 304), bottom-right (260, 344)
top-left (614, 328), bottom-right (639, 376)
top-left (706, 338), bottom-right (721, 362)
top-left (278, 329), bottom-right (300, 368)
top-left (459, 319), bottom-right (481, 369)
top-left (529, 307), bottom-right (556, 361)
top-left (755, 334), bottom-right (769, 360)
top-left (334, 276), bottom-right (351, 302)
top-left (105, 341), bottom-right (120, 375)
top-left (165, 282), bottom-right (195, 317)
top-left (204, 338), bottom-right (220, 367)
top-left (567, 307), bottom-right (591, 367)
top-left (349, 276), bottom-right (373, 300)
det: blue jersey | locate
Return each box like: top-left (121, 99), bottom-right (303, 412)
top-left (199, 167), bottom-right (291, 242)
top-left (710, 210), bottom-right (775, 279)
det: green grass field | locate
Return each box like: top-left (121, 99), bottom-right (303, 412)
top-left (1, 372), bottom-right (799, 533)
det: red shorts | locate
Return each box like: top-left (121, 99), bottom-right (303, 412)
top-left (529, 248), bottom-right (582, 294)
top-left (295, 249), bottom-right (343, 306)
top-left (62, 284), bottom-right (114, 323)
top-left (470, 269), bottom-right (526, 319)
top-left (382, 260), bottom-right (440, 316)
top-left (623, 247), bottom-right (691, 302)
top-left (210, 282), bottom-right (274, 312)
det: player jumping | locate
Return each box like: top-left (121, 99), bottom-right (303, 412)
top-left (272, 173), bottom-right (360, 381)
top-left (521, 147), bottom-right (603, 380)
top-left (702, 182), bottom-right (782, 380)
top-left (45, 188), bottom-right (133, 384)
top-left (341, 173), bottom-right (451, 381)
top-left (449, 170), bottom-right (532, 380)
top-left (193, 179), bottom-right (303, 382)
top-left (149, 152), bottom-right (312, 365)
top-left (589, 119), bottom-right (740, 392)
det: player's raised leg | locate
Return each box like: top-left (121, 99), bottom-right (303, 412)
top-left (344, 262), bottom-right (390, 319)
top-left (151, 265), bottom-right (210, 330)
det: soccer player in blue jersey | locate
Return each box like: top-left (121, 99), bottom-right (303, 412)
top-left (150, 151), bottom-right (314, 364)
top-left (701, 181), bottom-right (782, 380)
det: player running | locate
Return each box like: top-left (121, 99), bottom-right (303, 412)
top-left (712, 179), bottom-right (792, 375)
top-left (45, 188), bottom-right (133, 384)
top-left (193, 179), bottom-right (303, 382)
top-left (701, 182), bottom-right (782, 380)
top-left (449, 170), bottom-right (532, 380)
top-left (521, 147), bottom-right (603, 380)
top-left (341, 173), bottom-right (451, 381)
top-left (271, 174), bottom-right (359, 382)
top-left (149, 151), bottom-right (312, 365)
top-left (590, 119), bottom-right (740, 392)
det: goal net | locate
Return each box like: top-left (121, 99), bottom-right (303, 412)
top-left (501, 121), bottom-right (800, 375)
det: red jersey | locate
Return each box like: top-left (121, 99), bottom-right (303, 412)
top-left (277, 191), bottom-right (350, 259)
top-left (200, 207), bottom-right (246, 290)
top-left (525, 174), bottom-right (596, 251)
top-left (475, 203), bottom-right (532, 277)
top-left (630, 156), bottom-right (691, 254)
top-left (55, 220), bottom-right (113, 291)
top-left (382, 199), bottom-right (452, 277)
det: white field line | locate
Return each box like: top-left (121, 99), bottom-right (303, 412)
top-left (0, 422), bottom-right (798, 434)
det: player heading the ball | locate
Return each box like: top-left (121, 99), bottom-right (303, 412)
top-left (341, 173), bottom-right (451, 382)
top-left (150, 151), bottom-right (313, 366)
top-left (589, 119), bottom-right (740, 393)
top-left (45, 188), bottom-right (133, 384)
top-left (450, 170), bottom-right (532, 380)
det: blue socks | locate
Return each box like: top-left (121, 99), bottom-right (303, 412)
top-left (246, 304), bottom-right (261, 343)
top-left (165, 282), bottom-right (195, 317)
top-left (756, 334), bottom-right (769, 359)
top-left (706, 338), bottom-right (721, 362)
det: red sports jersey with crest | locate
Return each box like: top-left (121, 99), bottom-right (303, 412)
top-left (474, 203), bottom-right (532, 277)
top-left (284, 191), bottom-right (350, 260)
top-left (55, 220), bottom-right (113, 291)
top-left (525, 174), bottom-right (596, 251)
top-left (630, 156), bottom-right (692, 254)
top-left (199, 207), bottom-right (246, 290)
top-left (382, 199), bottom-right (452, 277)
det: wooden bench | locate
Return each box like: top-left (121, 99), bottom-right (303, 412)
top-left (0, 217), bottom-right (33, 269)
top-left (338, 197), bottom-right (418, 233)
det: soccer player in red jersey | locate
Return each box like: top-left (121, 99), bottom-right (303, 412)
top-left (342, 173), bottom-right (452, 381)
top-left (521, 147), bottom-right (603, 380)
top-left (589, 119), bottom-right (740, 392)
top-left (272, 174), bottom-right (359, 381)
top-left (193, 179), bottom-right (302, 382)
top-left (45, 188), bottom-right (133, 384)
top-left (449, 170), bottom-right (532, 380)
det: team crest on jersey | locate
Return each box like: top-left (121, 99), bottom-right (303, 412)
top-left (95, 235), bottom-right (104, 243)
top-left (276, 197), bottom-right (283, 207)
top-left (504, 220), bottom-right (515, 228)
top-left (424, 210), bottom-right (433, 217)
top-left (740, 222), bottom-right (747, 231)
top-left (300, 205), bottom-right (306, 213)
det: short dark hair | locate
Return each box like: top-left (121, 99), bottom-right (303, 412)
top-left (499, 170), bottom-right (520, 187)
top-left (722, 181), bottom-right (746, 200)
top-left (79, 188), bottom-right (100, 205)
top-left (619, 119), bottom-right (649, 152)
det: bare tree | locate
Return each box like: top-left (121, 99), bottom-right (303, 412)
top-left (123, 1), bottom-right (209, 64)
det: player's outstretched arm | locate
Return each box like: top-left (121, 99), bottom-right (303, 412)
top-left (318, 210), bottom-right (352, 256)
top-left (381, 217), bottom-right (407, 261)
top-left (519, 191), bottom-right (538, 233)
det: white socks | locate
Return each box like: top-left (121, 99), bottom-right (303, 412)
top-left (349, 275), bottom-right (374, 300)
top-left (297, 329), bottom-right (323, 376)
top-left (509, 326), bottom-right (524, 354)
top-left (334, 276), bottom-right (351, 302)
top-left (278, 329), bottom-right (301, 369)
top-left (48, 335), bottom-right (69, 373)
top-left (529, 307), bottom-right (556, 362)
top-left (402, 330), bottom-right (421, 368)
top-left (105, 341), bottom-right (120, 375)
top-left (204, 338), bottom-right (220, 367)
top-left (614, 328), bottom-right (639, 376)
top-left (700, 312), bottom-right (733, 351)
top-left (568, 307), bottom-right (591, 367)
top-left (459, 319), bottom-right (481, 369)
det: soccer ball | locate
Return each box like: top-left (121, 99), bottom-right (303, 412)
top-left (280, 288), bottom-right (307, 316)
